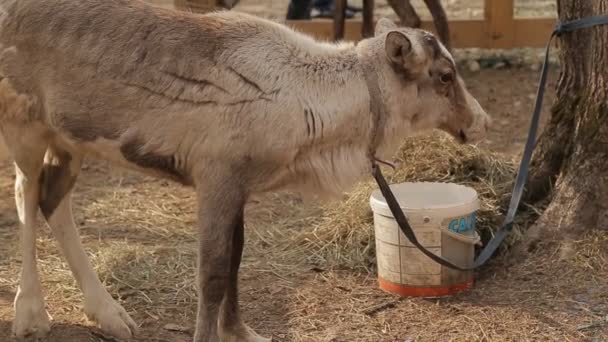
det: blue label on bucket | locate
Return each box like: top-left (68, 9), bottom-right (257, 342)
top-left (447, 212), bottom-right (477, 234)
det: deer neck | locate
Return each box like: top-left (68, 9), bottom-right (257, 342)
top-left (275, 43), bottom-right (382, 197)
top-left (290, 45), bottom-right (373, 148)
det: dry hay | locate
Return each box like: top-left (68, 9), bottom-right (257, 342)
top-left (2, 135), bottom-right (608, 341)
top-left (277, 131), bottom-right (539, 271)
top-left (253, 229), bottom-right (608, 342)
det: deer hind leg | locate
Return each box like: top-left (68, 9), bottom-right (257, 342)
top-left (1, 123), bottom-right (52, 340)
top-left (39, 145), bottom-right (137, 340)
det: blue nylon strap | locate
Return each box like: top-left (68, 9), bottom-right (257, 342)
top-left (555, 15), bottom-right (608, 34)
top-left (474, 13), bottom-right (608, 269)
top-left (372, 14), bottom-right (608, 271)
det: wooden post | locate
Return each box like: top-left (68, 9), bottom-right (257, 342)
top-left (333, 0), bottom-right (347, 41)
top-left (285, 17), bottom-right (555, 47)
top-left (362, 0), bottom-right (375, 38)
top-left (484, 0), bottom-right (515, 48)
top-left (286, 0), bottom-right (555, 48)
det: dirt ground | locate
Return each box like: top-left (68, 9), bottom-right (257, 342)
top-left (1, 2), bottom-right (607, 342)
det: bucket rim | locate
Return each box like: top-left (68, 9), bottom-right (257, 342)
top-left (370, 182), bottom-right (479, 216)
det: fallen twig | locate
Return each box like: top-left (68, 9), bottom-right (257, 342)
top-left (361, 299), bottom-right (400, 316)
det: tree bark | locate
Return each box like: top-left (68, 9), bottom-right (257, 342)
top-left (525, 0), bottom-right (608, 245)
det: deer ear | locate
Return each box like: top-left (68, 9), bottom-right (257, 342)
top-left (375, 18), bottom-right (397, 36)
top-left (385, 31), bottom-right (413, 67)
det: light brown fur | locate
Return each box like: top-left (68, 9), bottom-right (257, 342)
top-left (0, 0), bottom-right (489, 341)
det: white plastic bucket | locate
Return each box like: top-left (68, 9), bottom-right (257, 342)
top-left (370, 182), bottom-right (480, 297)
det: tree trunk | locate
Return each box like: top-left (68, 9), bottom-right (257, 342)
top-left (524, 0), bottom-right (608, 245)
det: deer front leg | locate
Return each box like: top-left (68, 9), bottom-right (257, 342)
top-left (218, 207), bottom-right (270, 342)
top-left (194, 180), bottom-right (247, 342)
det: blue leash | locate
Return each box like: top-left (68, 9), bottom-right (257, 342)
top-left (372, 15), bottom-right (608, 271)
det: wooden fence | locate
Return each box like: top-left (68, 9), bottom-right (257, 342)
top-left (285, 0), bottom-right (557, 48)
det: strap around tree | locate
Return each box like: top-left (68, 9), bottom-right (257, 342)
top-left (368, 15), bottom-right (608, 271)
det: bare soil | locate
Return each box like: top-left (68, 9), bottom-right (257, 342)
top-left (1, 2), bottom-right (607, 342)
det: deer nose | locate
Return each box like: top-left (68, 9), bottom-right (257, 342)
top-left (484, 115), bottom-right (492, 132)
top-left (459, 129), bottom-right (467, 143)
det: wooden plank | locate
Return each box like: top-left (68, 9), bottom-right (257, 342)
top-left (420, 20), bottom-right (488, 48)
top-left (285, 18), bottom-right (556, 48)
top-left (174, 0), bottom-right (216, 13)
top-left (484, 0), bottom-right (515, 48)
top-left (286, 19), bottom-right (361, 41)
top-left (0, 137), bottom-right (8, 161)
top-left (514, 18), bottom-right (557, 47)
top-left (287, 20), bottom-right (489, 48)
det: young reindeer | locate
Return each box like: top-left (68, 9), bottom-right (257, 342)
top-left (0, 0), bottom-right (489, 341)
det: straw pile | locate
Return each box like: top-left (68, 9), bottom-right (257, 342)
top-left (281, 131), bottom-right (538, 271)
top-left (2, 131), bottom-right (607, 342)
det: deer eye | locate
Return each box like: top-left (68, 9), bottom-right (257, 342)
top-left (440, 72), bottom-right (454, 84)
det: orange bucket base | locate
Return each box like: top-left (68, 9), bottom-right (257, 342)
top-left (378, 277), bottom-right (474, 297)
